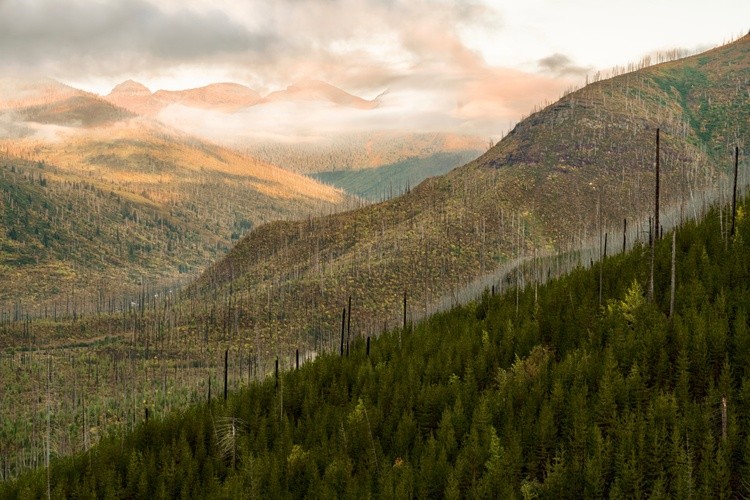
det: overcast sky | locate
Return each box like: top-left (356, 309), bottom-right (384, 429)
top-left (0, 0), bottom-right (747, 138)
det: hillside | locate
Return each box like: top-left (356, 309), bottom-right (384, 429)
top-left (197, 35), bottom-right (750, 352)
top-left (0, 77), bottom-right (84, 110)
top-left (154, 83), bottom-right (263, 111)
top-left (0, 118), bottom-right (349, 306)
top-left (312, 150), bottom-right (482, 201)
top-left (0, 36), bottom-right (747, 482)
top-left (244, 132), bottom-right (487, 174)
top-left (18, 94), bottom-right (136, 128)
top-left (4, 183), bottom-right (750, 497)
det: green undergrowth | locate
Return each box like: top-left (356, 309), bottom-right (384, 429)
top-left (5, 199), bottom-right (750, 498)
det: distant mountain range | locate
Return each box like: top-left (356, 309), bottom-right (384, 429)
top-left (0, 72), bottom-right (489, 306)
top-left (0, 77), bottom-right (354, 306)
top-left (104, 79), bottom-right (380, 117)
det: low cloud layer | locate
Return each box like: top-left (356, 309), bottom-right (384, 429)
top-left (2, 0), bottom-right (740, 139)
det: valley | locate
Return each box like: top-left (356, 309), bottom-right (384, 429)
top-left (0, 24), bottom-right (748, 496)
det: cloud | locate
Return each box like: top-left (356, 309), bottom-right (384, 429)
top-left (0, 0), bottom-right (271, 77)
top-left (0, 0), bottom-right (577, 138)
top-left (537, 53), bottom-right (591, 77)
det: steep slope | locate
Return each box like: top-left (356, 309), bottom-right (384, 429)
top-left (195, 35), bottom-right (750, 352)
top-left (5, 190), bottom-right (750, 497)
top-left (1, 36), bottom-right (747, 483)
top-left (0, 118), bottom-right (349, 306)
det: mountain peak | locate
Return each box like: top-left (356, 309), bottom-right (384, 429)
top-left (265, 80), bottom-right (378, 109)
top-left (153, 83), bottom-right (262, 110)
top-left (110, 80), bottom-right (151, 96)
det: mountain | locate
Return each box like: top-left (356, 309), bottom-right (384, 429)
top-left (194, 35), bottom-right (750, 353)
top-left (312, 150), bottom-right (483, 201)
top-left (103, 80), bottom-right (485, 185)
top-left (0, 117), bottom-right (349, 307)
top-left (154, 83), bottom-right (263, 111)
top-left (243, 131), bottom-right (488, 174)
top-left (17, 94), bottom-right (136, 127)
top-left (4, 185), bottom-right (750, 498)
top-left (264, 79), bottom-right (379, 109)
top-left (105, 79), bottom-right (162, 116)
top-left (0, 77), bottom-right (84, 110)
top-left (105, 79), bottom-right (374, 115)
top-left (1, 35), bottom-right (748, 485)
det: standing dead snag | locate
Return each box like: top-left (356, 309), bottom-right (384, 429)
top-left (340, 307), bottom-right (346, 357)
top-left (346, 296), bottom-right (352, 357)
top-left (731, 146), bottom-right (739, 238)
top-left (223, 349), bottom-right (228, 401)
top-left (403, 291), bottom-right (407, 331)
top-left (655, 128), bottom-right (660, 241)
top-left (649, 129), bottom-right (660, 302)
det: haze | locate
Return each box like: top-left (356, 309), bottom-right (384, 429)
top-left (0, 0), bottom-right (746, 140)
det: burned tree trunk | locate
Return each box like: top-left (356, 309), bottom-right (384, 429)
top-left (731, 146), bottom-right (739, 238)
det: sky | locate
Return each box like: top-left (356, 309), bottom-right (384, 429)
top-left (0, 0), bottom-right (747, 139)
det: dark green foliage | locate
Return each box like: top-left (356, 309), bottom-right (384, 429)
top-left (6, 198), bottom-right (750, 498)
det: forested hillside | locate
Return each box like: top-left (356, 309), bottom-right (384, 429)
top-left (312, 150), bottom-right (481, 201)
top-left (242, 132), bottom-right (486, 173)
top-left (3, 189), bottom-right (749, 498)
top-left (197, 35), bottom-right (750, 360)
top-left (1, 36), bottom-right (747, 484)
top-left (0, 119), bottom-right (349, 306)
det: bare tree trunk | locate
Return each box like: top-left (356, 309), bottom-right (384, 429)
top-left (340, 308), bottom-right (346, 357)
top-left (655, 128), bottom-right (660, 243)
top-left (403, 291), bottom-right (407, 331)
top-left (649, 129), bottom-right (660, 301)
top-left (731, 146), bottom-right (739, 238)
top-left (223, 349), bottom-right (228, 401)
top-left (346, 296), bottom-right (351, 357)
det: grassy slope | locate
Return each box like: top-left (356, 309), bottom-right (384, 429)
top-left (197, 35), bottom-right (750, 349)
top-left (311, 150), bottom-right (482, 201)
top-left (0, 120), bottom-right (348, 306)
top-left (5, 185), bottom-right (750, 498)
top-left (242, 132), bottom-right (488, 174)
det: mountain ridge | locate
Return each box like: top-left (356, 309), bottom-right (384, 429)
top-left (103, 78), bottom-right (379, 115)
top-left (194, 34), bottom-right (750, 350)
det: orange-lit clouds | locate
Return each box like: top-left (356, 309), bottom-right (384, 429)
top-left (1, 0), bottom-right (747, 139)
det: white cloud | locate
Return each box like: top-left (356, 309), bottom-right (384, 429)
top-left (2, 0), bottom-right (747, 139)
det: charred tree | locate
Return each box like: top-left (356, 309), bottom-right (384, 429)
top-left (731, 146), bottom-right (740, 238)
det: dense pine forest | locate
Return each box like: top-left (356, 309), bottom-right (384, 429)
top-left (3, 190), bottom-right (750, 498)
